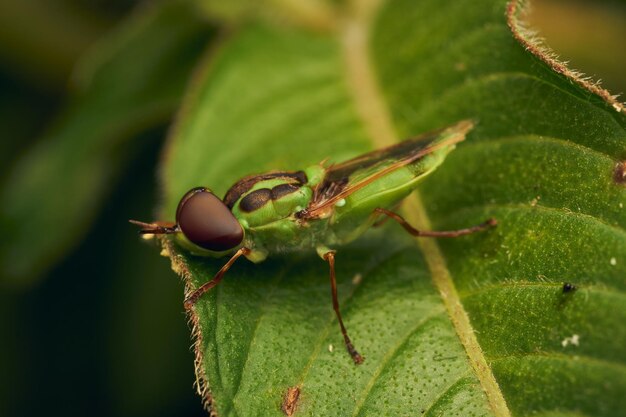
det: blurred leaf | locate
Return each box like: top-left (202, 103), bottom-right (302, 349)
top-left (0, 1), bottom-right (213, 287)
top-left (0, 0), bottom-right (110, 89)
top-left (0, 74), bottom-right (58, 173)
top-left (196, 0), bottom-right (337, 31)
top-left (160, 0), bottom-right (626, 415)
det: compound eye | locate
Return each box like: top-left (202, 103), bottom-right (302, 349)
top-left (176, 188), bottom-right (244, 251)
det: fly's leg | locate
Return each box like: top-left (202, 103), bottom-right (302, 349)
top-left (184, 247), bottom-right (251, 309)
top-left (320, 249), bottom-right (364, 365)
top-left (374, 207), bottom-right (497, 237)
top-left (372, 202), bottom-right (401, 227)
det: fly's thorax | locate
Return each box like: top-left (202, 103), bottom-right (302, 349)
top-left (244, 215), bottom-right (331, 254)
top-left (221, 165), bottom-right (328, 253)
top-left (230, 178), bottom-right (313, 228)
top-left (303, 164), bottom-right (325, 186)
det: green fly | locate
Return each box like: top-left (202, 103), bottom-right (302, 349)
top-left (130, 120), bottom-right (496, 364)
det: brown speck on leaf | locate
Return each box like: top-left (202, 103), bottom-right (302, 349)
top-left (282, 386), bottom-right (301, 416)
top-left (614, 162), bottom-right (626, 185)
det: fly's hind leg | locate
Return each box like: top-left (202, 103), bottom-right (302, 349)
top-left (373, 207), bottom-right (497, 238)
top-left (317, 246), bottom-right (364, 365)
top-left (372, 202), bottom-right (401, 227)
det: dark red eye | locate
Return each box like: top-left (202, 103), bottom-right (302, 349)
top-left (176, 188), bottom-right (244, 251)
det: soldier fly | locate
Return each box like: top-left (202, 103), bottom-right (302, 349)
top-left (130, 120), bottom-right (496, 364)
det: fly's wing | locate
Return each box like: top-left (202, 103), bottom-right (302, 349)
top-left (303, 120), bottom-right (473, 219)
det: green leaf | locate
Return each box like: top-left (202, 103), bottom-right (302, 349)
top-left (0, 1), bottom-right (213, 286)
top-left (161, 0), bottom-right (626, 415)
top-left (196, 0), bottom-right (336, 31)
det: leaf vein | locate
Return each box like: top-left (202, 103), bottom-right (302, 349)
top-left (460, 134), bottom-right (619, 165)
top-left (421, 372), bottom-right (473, 417)
top-left (460, 281), bottom-right (626, 301)
top-left (230, 262), bottom-right (297, 412)
top-left (488, 351), bottom-right (626, 375)
top-left (343, 1), bottom-right (512, 414)
top-left (351, 309), bottom-right (447, 417)
top-left (438, 203), bottom-right (626, 238)
top-left (410, 71), bottom-right (626, 142)
top-left (293, 259), bottom-right (369, 385)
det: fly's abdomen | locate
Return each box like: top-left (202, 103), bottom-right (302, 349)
top-left (235, 182), bottom-right (318, 252)
top-left (329, 166), bottom-right (417, 240)
top-left (329, 137), bottom-right (456, 242)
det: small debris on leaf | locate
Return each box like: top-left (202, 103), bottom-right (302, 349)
top-left (530, 196), bottom-right (541, 207)
top-left (282, 386), bottom-right (301, 416)
top-left (561, 334), bottom-right (580, 348)
top-left (562, 283), bottom-right (577, 293)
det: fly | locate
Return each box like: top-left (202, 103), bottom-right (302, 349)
top-left (130, 120), bottom-right (497, 365)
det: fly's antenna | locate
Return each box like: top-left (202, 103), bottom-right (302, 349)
top-left (129, 219), bottom-right (178, 235)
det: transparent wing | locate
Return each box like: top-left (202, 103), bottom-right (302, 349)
top-left (303, 120), bottom-right (472, 219)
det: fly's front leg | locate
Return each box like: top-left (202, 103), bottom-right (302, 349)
top-left (184, 247), bottom-right (251, 309)
top-left (317, 246), bottom-right (364, 365)
top-left (374, 207), bottom-right (496, 238)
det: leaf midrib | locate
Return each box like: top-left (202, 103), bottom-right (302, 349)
top-left (340, 1), bottom-right (512, 416)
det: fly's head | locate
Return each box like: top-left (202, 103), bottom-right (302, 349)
top-left (175, 187), bottom-right (245, 254)
top-left (130, 187), bottom-right (245, 256)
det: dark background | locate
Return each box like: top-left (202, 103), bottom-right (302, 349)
top-left (0, 1), bottom-right (203, 416)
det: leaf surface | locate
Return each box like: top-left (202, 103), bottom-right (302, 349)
top-left (161, 1), bottom-right (626, 416)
